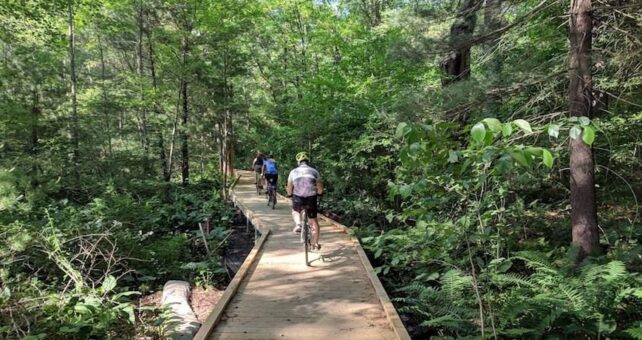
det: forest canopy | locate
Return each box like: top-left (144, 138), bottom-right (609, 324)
top-left (1, 0), bottom-right (642, 338)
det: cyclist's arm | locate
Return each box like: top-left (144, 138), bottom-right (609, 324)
top-left (316, 177), bottom-right (324, 195)
top-left (286, 179), bottom-right (294, 196)
top-left (251, 158), bottom-right (257, 169)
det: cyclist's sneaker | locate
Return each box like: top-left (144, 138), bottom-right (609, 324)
top-left (313, 243), bottom-right (322, 250)
top-left (293, 224), bottom-right (301, 233)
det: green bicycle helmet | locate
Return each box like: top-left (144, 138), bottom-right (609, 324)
top-left (295, 151), bottom-right (309, 163)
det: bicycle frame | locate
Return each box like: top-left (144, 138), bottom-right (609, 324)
top-left (300, 209), bottom-right (310, 266)
top-left (266, 182), bottom-right (277, 209)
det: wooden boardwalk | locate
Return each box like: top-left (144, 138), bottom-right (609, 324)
top-left (195, 171), bottom-right (409, 340)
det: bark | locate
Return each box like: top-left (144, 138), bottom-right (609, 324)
top-left (180, 33), bottom-right (190, 186)
top-left (145, 14), bottom-right (169, 181)
top-left (68, 3), bottom-right (80, 168)
top-left (484, 0), bottom-right (503, 114)
top-left (360, 0), bottom-right (384, 27)
top-left (99, 36), bottom-right (113, 157)
top-left (137, 3), bottom-right (150, 155)
top-left (220, 50), bottom-right (235, 179)
top-left (569, 0), bottom-right (599, 259)
top-left (442, 0), bottom-right (480, 85)
top-left (165, 88), bottom-right (182, 182)
top-left (30, 87), bottom-right (40, 187)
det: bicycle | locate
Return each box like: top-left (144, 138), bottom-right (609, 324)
top-left (266, 178), bottom-right (277, 209)
top-left (297, 195), bottom-right (322, 266)
top-left (300, 208), bottom-right (312, 266)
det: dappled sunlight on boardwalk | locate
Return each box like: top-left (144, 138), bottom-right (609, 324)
top-left (198, 171), bottom-right (407, 340)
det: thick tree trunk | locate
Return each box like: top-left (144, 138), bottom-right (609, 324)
top-left (569, 0), bottom-right (599, 259)
top-left (442, 0), bottom-right (479, 86)
top-left (68, 3), bottom-right (80, 169)
top-left (180, 34), bottom-right (190, 186)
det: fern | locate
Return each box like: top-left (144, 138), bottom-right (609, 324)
top-left (626, 324), bottom-right (642, 340)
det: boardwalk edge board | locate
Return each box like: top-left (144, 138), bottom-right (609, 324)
top-left (194, 228), bottom-right (270, 340)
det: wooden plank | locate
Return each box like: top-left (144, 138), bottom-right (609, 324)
top-left (194, 229), bottom-right (271, 340)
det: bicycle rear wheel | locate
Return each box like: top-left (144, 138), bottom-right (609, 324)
top-left (302, 211), bottom-right (310, 266)
top-left (270, 187), bottom-right (276, 209)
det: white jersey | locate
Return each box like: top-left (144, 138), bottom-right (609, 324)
top-left (288, 164), bottom-right (320, 197)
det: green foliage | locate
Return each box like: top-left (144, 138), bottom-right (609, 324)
top-left (2, 0), bottom-right (642, 338)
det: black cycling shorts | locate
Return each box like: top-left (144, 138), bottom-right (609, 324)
top-left (292, 195), bottom-right (318, 218)
top-left (264, 174), bottom-right (278, 187)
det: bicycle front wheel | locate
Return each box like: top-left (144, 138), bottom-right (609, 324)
top-left (304, 227), bottom-right (309, 266)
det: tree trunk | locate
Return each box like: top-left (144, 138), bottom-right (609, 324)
top-left (483, 0), bottom-right (503, 115)
top-left (68, 3), bottom-right (80, 169)
top-left (569, 0), bottom-right (599, 260)
top-left (165, 88), bottom-right (182, 182)
top-left (442, 0), bottom-right (479, 86)
top-left (30, 87), bottom-right (40, 188)
top-left (145, 14), bottom-right (169, 181)
top-left (180, 33), bottom-right (190, 186)
top-left (99, 36), bottom-right (113, 158)
top-left (220, 50), bottom-right (235, 178)
top-left (360, 0), bottom-right (383, 27)
top-left (137, 3), bottom-right (150, 155)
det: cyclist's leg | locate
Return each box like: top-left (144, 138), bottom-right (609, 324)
top-left (291, 195), bottom-right (303, 232)
top-left (269, 174), bottom-right (278, 195)
top-left (306, 196), bottom-right (321, 247)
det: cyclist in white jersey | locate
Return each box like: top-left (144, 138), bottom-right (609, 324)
top-left (286, 152), bottom-right (324, 250)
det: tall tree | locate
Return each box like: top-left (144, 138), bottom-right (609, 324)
top-left (442, 0), bottom-right (479, 86)
top-left (483, 0), bottom-right (503, 114)
top-left (568, 0), bottom-right (599, 259)
top-left (136, 2), bottom-right (149, 155)
top-left (179, 19), bottom-right (191, 186)
top-left (68, 1), bottom-right (80, 169)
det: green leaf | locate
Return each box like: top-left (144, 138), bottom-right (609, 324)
top-left (579, 116), bottom-right (591, 126)
top-left (547, 124), bottom-right (560, 138)
top-left (569, 125), bottom-right (582, 139)
top-left (511, 150), bottom-right (531, 167)
top-left (374, 248), bottom-right (383, 259)
top-left (395, 122), bottom-right (408, 138)
top-left (482, 118), bottom-right (502, 133)
top-left (582, 125), bottom-right (596, 145)
top-left (74, 304), bottom-right (91, 314)
top-left (502, 123), bottom-right (513, 137)
top-left (123, 305), bottom-right (136, 324)
top-left (513, 119), bottom-right (532, 134)
top-left (471, 123), bottom-right (486, 143)
top-left (542, 149), bottom-right (554, 168)
top-left (101, 275), bottom-right (117, 293)
top-left (448, 150), bottom-right (459, 163)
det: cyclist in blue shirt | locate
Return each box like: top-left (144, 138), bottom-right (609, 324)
top-left (262, 154), bottom-right (278, 193)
